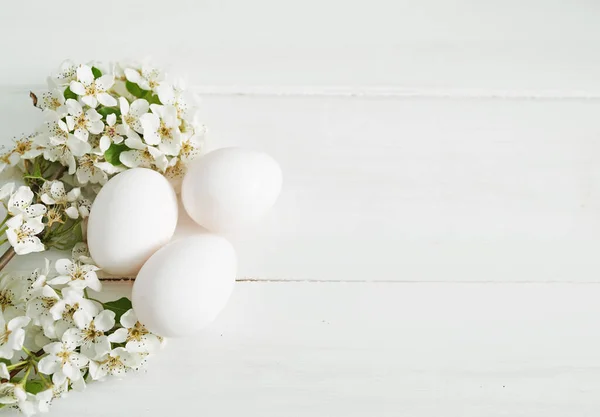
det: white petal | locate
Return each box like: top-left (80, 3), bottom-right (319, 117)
top-left (130, 99), bottom-right (150, 116)
top-left (108, 328), bottom-right (128, 343)
top-left (87, 120), bottom-right (105, 135)
top-left (77, 65), bottom-right (95, 85)
top-left (94, 310), bottom-right (116, 332)
top-left (98, 93), bottom-right (117, 107)
top-left (65, 206), bottom-right (79, 219)
top-left (124, 68), bottom-right (141, 84)
top-left (69, 81), bottom-right (85, 96)
top-left (55, 258), bottom-right (73, 275)
top-left (67, 137), bottom-right (91, 156)
top-left (96, 74), bottom-right (115, 91)
top-left (81, 95), bottom-right (98, 108)
top-left (107, 113), bottom-right (116, 126)
top-left (38, 355), bottom-right (61, 374)
top-left (119, 97), bottom-right (130, 115)
top-left (120, 309), bottom-right (138, 328)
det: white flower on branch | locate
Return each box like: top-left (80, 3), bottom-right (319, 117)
top-left (0, 314), bottom-right (30, 359)
top-left (125, 65), bottom-right (164, 91)
top-left (40, 181), bottom-right (81, 220)
top-left (99, 113), bottom-right (125, 153)
top-left (49, 258), bottom-right (101, 292)
top-left (48, 287), bottom-right (99, 337)
top-left (5, 215), bottom-right (45, 255)
top-left (140, 104), bottom-right (182, 155)
top-left (109, 309), bottom-right (161, 353)
top-left (119, 97), bottom-right (148, 135)
top-left (120, 136), bottom-right (167, 171)
top-left (69, 65), bottom-right (117, 108)
top-left (38, 339), bottom-right (89, 385)
top-left (65, 99), bottom-right (104, 142)
top-left (89, 347), bottom-right (143, 380)
top-left (8, 186), bottom-right (46, 219)
top-left (62, 310), bottom-right (115, 360)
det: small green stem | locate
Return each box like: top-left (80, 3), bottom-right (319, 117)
top-left (7, 361), bottom-right (28, 371)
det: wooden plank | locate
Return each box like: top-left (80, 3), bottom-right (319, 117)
top-left (2, 93), bottom-right (600, 282)
top-left (1, 1), bottom-right (600, 93)
top-left (7, 281), bottom-right (599, 417)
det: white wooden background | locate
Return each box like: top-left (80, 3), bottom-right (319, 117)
top-left (2, 0), bottom-right (600, 415)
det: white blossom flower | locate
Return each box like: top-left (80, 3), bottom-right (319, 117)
top-left (75, 154), bottom-right (108, 185)
top-left (109, 309), bottom-right (161, 353)
top-left (72, 243), bottom-right (93, 264)
top-left (62, 310), bottom-right (115, 360)
top-left (5, 215), bottom-right (45, 255)
top-left (49, 259), bottom-right (101, 292)
top-left (26, 285), bottom-right (60, 334)
top-left (125, 65), bottom-right (164, 91)
top-left (0, 382), bottom-right (38, 416)
top-left (7, 186), bottom-right (46, 218)
top-left (33, 78), bottom-right (67, 116)
top-left (89, 347), bottom-right (142, 380)
top-left (51, 60), bottom-right (77, 86)
top-left (0, 314), bottom-right (30, 359)
top-left (156, 80), bottom-right (194, 119)
top-left (0, 273), bottom-right (30, 314)
top-left (179, 128), bottom-right (204, 163)
top-left (40, 181), bottom-right (81, 220)
top-left (119, 97), bottom-right (148, 134)
top-left (69, 65), bottom-right (116, 108)
top-left (99, 113), bottom-right (125, 152)
top-left (139, 104), bottom-right (181, 155)
top-left (38, 120), bottom-right (90, 175)
top-left (73, 198), bottom-right (92, 219)
top-left (65, 99), bottom-right (104, 142)
top-left (38, 339), bottom-right (89, 384)
top-left (119, 137), bottom-right (167, 171)
top-left (48, 287), bottom-right (99, 336)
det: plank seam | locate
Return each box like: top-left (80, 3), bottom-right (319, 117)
top-left (4, 85), bottom-right (600, 100)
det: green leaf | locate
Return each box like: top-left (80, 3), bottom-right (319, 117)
top-left (104, 297), bottom-right (132, 323)
top-left (125, 81), bottom-right (148, 98)
top-left (25, 379), bottom-right (46, 394)
top-left (104, 143), bottom-right (128, 166)
top-left (64, 86), bottom-right (78, 100)
top-left (91, 66), bottom-right (102, 79)
top-left (97, 106), bottom-right (121, 118)
top-left (143, 91), bottom-right (162, 105)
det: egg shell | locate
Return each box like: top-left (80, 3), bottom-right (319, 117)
top-left (87, 168), bottom-right (178, 276)
top-left (132, 234), bottom-right (237, 337)
top-left (181, 147), bottom-right (282, 232)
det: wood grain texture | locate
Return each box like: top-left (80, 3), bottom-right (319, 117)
top-left (2, 0), bottom-right (600, 94)
top-left (3, 281), bottom-right (598, 417)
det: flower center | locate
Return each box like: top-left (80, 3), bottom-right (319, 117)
top-left (57, 350), bottom-right (71, 365)
top-left (83, 322), bottom-right (103, 342)
top-left (75, 114), bottom-right (87, 130)
top-left (0, 290), bottom-right (14, 311)
top-left (123, 114), bottom-right (136, 126)
top-left (14, 139), bottom-right (32, 155)
top-left (85, 84), bottom-right (97, 96)
top-left (42, 296), bottom-right (57, 309)
top-left (50, 97), bottom-right (62, 110)
top-left (128, 322), bottom-right (149, 341)
top-left (63, 303), bottom-right (79, 320)
top-left (158, 122), bottom-right (172, 139)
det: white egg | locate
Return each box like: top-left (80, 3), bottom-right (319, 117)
top-left (87, 168), bottom-right (178, 276)
top-left (181, 147), bottom-right (282, 232)
top-left (132, 234), bottom-right (237, 337)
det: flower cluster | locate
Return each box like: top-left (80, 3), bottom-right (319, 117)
top-left (0, 249), bottom-right (161, 416)
top-left (1, 60), bottom-right (205, 189)
top-left (0, 182), bottom-right (89, 255)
